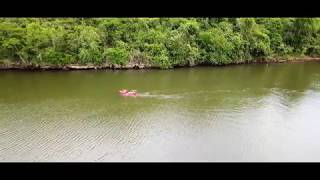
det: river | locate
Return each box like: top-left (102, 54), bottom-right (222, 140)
top-left (1, 62), bottom-right (320, 162)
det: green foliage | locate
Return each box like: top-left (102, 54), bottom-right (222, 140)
top-left (1, 18), bottom-right (320, 68)
top-left (198, 22), bottom-right (245, 64)
top-left (237, 18), bottom-right (272, 58)
top-left (104, 47), bottom-right (129, 65)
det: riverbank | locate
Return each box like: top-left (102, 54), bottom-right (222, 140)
top-left (1, 56), bottom-right (320, 70)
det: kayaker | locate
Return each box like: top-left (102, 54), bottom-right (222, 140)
top-left (119, 89), bottom-right (138, 96)
top-left (119, 89), bottom-right (128, 94)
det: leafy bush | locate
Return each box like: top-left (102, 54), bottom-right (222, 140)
top-left (104, 47), bottom-right (129, 65)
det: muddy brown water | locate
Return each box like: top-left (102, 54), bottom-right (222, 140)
top-left (1, 62), bottom-right (320, 161)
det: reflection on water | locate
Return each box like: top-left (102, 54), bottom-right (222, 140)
top-left (1, 62), bottom-right (320, 161)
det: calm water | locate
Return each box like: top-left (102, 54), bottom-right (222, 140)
top-left (1, 62), bottom-right (320, 162)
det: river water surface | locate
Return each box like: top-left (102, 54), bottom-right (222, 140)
top-left (1, 62), bottom-right (320, 161)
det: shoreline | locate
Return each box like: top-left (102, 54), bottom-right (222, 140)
top-left (1, 57), bottom-right (320, 71)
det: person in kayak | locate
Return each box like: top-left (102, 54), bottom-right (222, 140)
top-left (119, 89), bottom-right (128, 94)
top-left (130, 90), bottom-right (137, 95)
top-left (119, 89), bottom-right (138, 96)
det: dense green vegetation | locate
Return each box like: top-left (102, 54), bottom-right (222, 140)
top-left (1, 18), bottom-right (320, 69)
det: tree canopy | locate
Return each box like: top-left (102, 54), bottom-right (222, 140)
top-left (1, 18), bottom-right (320, 68)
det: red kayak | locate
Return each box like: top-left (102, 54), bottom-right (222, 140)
top-left (119, 89), bottom-right (139, 97)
